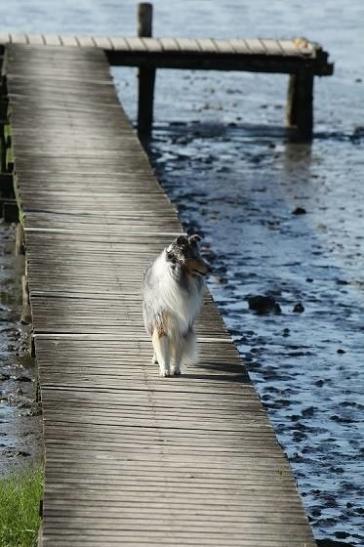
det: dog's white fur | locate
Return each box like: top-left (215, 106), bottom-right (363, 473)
top-left (143, 242), bottom-right (207, 377)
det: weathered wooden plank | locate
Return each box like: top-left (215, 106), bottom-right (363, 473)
top-left (261, 39), bottom-right (284, 56)
top-left (142, 37), bottom-right (162, 52)
top-left (108, 36), bottom-right (130, 50)
top-left (9, 33), bottom-right (28, 44)
top-left (174, 38), bottom-right (200, 52)
top-left (0, 32), bottom-right (10, 44)
top-left (228, 38), bottom-right (251, 54)
top-left (196, 38), bottom-right (217, 53)
top-left (76, 35), bottom-right (96, 48)
top-left (244, 38), bottom-right (267, 54)
top-left (278, 39), bottom-right (302, 56)
top-left (26, 33), bottom-right (45, 45)
top-left (125, 37), bottom-right (146, 51)
top-left (213, 39), bottom-right (234, 53)
top-left (42, 35), bottom-right (62, 46)
top-left (159, 37), bottom-right (180, 51)
top-left (92, 36), bottom-right (112, 49)
top-left (59, 35), bottom-right (78, 47)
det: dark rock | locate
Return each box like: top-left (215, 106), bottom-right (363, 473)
top-left (335, 531), bottom-right (349, 540)
top-left (15, 374), bottom-right (32, 382)
top-left (292, 207), bottom-right (307, 215)
top-left (337, 348), bottom-right (346, 354)
top-left (336, 278), bottom-right (349, 285)
top-left (0, 372), bottom-right (10, 381)
top-left (248, 295), bottom-right (281, 315)
top-left (16, 450), bottom-right (30, 457)
top-left (316, 540), bottom-right (352, 547)
top-left (302, 407), bottom-right (315, 418)
top-left (306, 277), bottom-right (314, 283)
top-left (293, 302), bottom-right (305, 313)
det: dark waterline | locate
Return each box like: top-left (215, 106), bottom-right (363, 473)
top-left (0, 1), bottom-right (363, 545)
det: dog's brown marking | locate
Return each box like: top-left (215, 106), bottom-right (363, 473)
top-left (156, 311), bottom-right (169, 337)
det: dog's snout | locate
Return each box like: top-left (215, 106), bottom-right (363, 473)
top-left (200, 259), bottom-right (211, 275)
top-left (185, 257), bottom-right (211, 276)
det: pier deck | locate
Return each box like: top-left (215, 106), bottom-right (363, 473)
top-left (5, 44), bottom-right (316, 546)
top-left (0, 30), bottom-right (334, 139)
top-left (0, 33), bottom-right (332, 74)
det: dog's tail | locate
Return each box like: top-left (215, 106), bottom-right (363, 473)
top-left (181, 329), bottom-right (199, 365)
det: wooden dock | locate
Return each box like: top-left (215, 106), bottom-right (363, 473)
top-left (0, 16), bottom-right (334, 140)
top-left (3, 43), bottom-right (316, 546)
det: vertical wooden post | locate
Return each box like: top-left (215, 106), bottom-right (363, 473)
top-left (286, 70), bottom-right (314, 141)
top-left (0, 76), bottom-right (8, 173)
top-left (137, 2), bottom-right (155, 140)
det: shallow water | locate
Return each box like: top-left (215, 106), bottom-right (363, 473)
top-left (0, 1), bottom-right (363, 544)
top-left (0, 222), bottom-right (42, 474)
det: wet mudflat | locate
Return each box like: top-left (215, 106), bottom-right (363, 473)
top-left (0, 222), bottom-right (42, 475)
top-left (0, 0), bottom-right (363, 545)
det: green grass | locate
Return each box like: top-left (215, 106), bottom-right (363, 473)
top-left (0, 466), bottom-right (43, 547)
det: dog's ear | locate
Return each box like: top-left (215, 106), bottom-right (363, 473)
top-left (188, 234), bottom-right (202, 245)
top-left (176, 235), bottom-right (188, 246)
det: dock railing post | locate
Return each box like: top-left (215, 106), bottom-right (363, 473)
top-left (286, 69), bottom-right (314, 141)
top-left (137, 2), bottom-right (155, 141)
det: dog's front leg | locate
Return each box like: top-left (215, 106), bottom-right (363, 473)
top-left (171, 341), bottom-right (183, 376)
top-left (152, 330), bottom-right (171, 377)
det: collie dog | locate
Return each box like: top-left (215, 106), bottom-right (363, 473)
top-left (143, 235), bottom-right (210, 377)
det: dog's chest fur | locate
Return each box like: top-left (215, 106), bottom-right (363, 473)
top-left (145, 250), bottom-right (204, 336)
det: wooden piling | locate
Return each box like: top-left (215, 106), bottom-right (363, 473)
top-left (15, 222), bottom-right (25, 255)
top-left (286, 69), bottom-right (314, 140)
top-left (2, 198), bottom-right (18, 222)
top-left (21, 274), bottom-right (31, 324)
top-left (137, 2), bottom-right (155, 140)
top-left (0, 172), bottom-right (13, 197)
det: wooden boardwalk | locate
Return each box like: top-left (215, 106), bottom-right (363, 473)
top-left (5, 44), bottom-right (316, 546)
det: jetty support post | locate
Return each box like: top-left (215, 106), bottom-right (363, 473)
top-left (137, 2), bottom-right (155, 140)
top-left (286, 69), bottom-right (314, 141)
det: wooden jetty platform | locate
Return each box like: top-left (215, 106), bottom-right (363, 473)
top-left (0, 3), bottom-right (333, 140)
top-left (3, 43), bottom-right (317, 546)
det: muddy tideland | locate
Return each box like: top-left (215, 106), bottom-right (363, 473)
top-left (0, 221), bottom-right (42, 475)
top-left (1, 0), bottom-right (363, 545)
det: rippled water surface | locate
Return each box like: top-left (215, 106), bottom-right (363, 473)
top-left (0, 1), bottom-right (363, 545)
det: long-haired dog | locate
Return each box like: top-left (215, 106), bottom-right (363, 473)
top-left (143, 235), bottom-right (210, 377)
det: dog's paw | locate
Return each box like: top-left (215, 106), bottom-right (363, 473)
top-left (159, 369), bottom-right (171, 377)
top-left (172, 369), bottom-right (182, 376)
